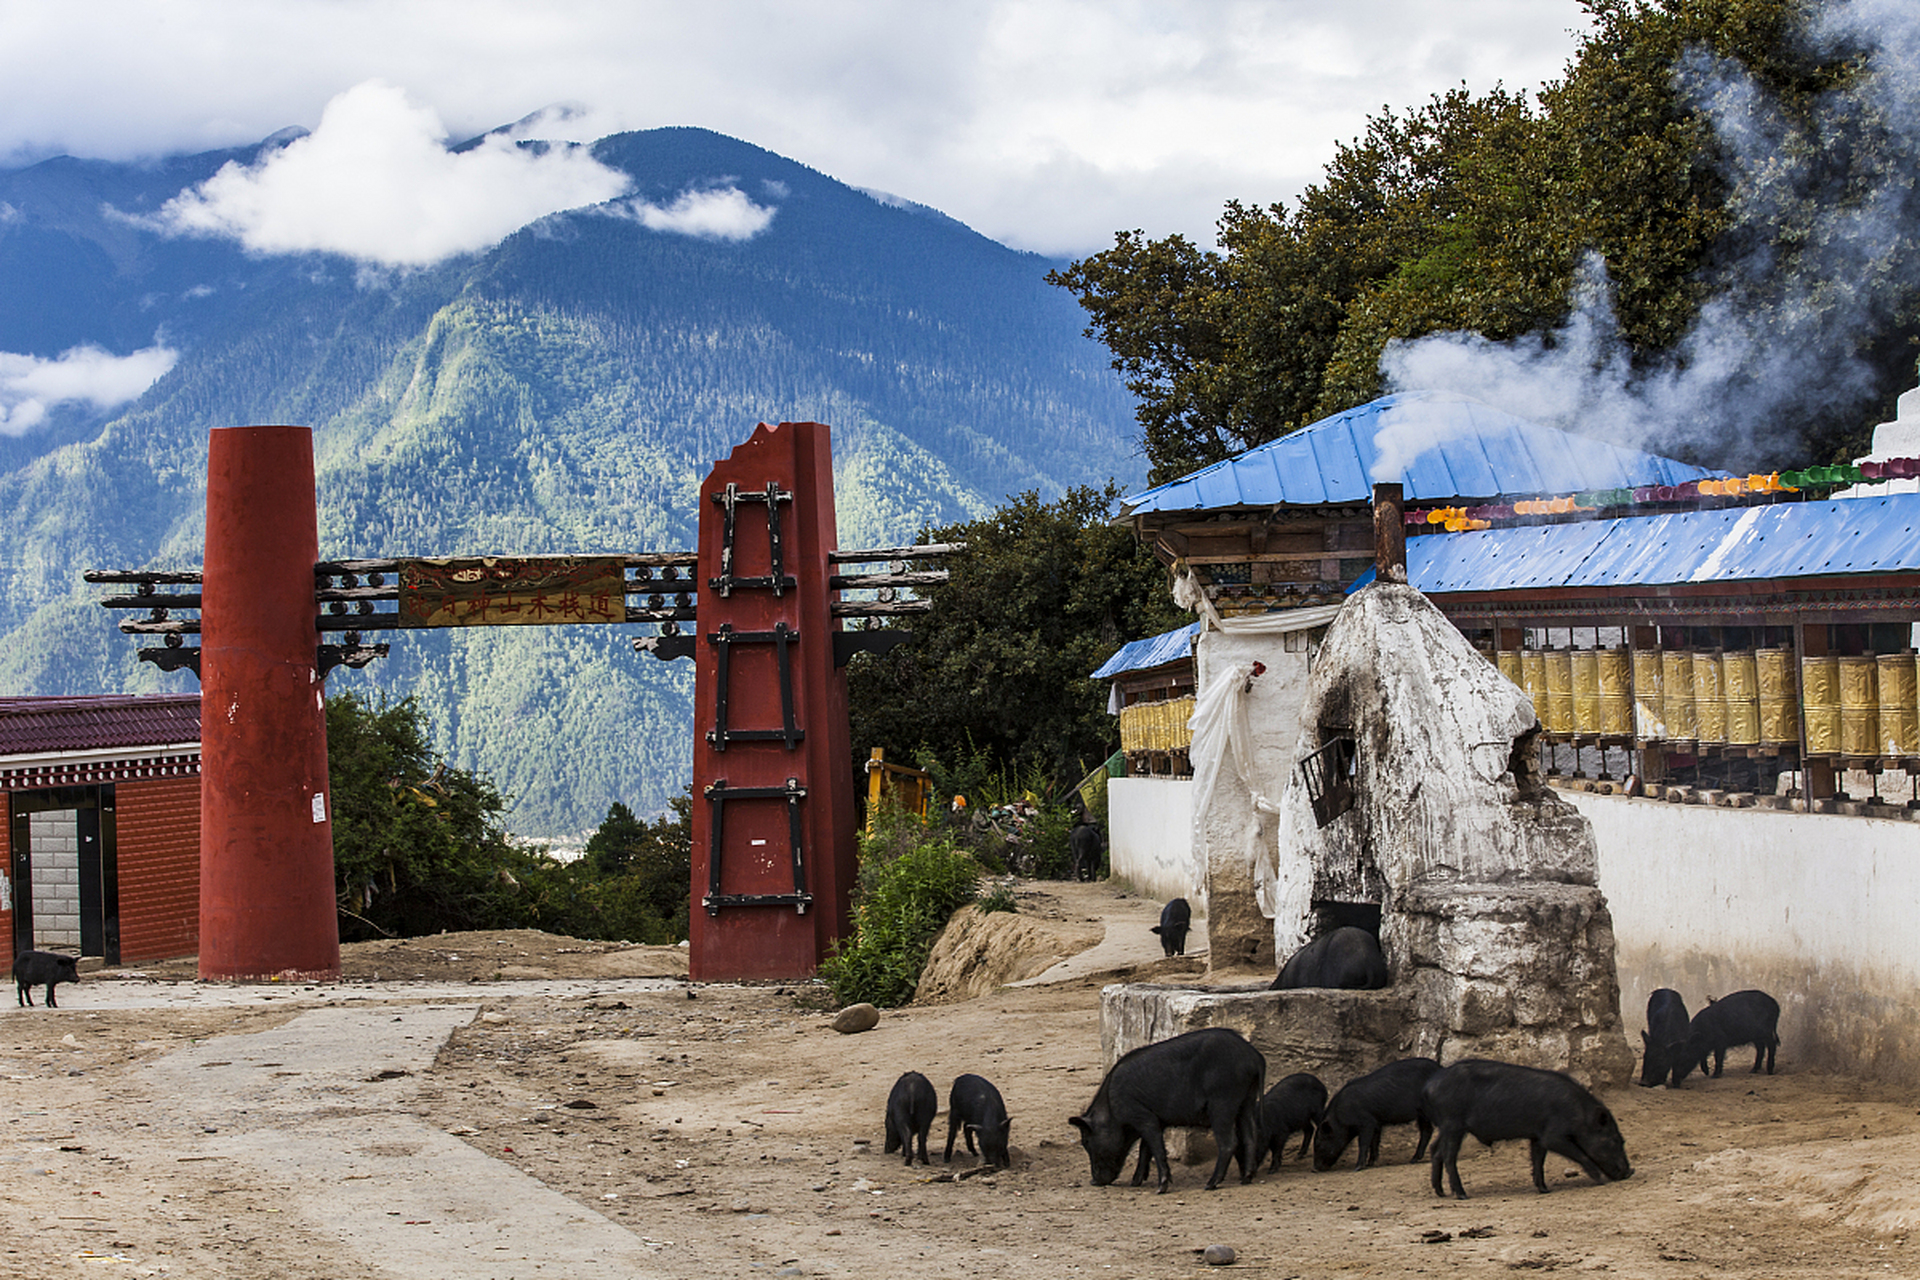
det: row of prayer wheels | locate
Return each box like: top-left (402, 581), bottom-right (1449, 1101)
top-left (1491, 648), bottom-right (1920, 753)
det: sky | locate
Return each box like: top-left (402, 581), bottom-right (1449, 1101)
top-left (0, 0), bottom-right (1591, 260)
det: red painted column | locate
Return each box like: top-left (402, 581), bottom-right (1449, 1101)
top-left (198, 426), bottom-right (340, 981)
top-left (689, 421), bottom-right (857, 980)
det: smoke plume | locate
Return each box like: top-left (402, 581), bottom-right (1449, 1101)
top-left (1381, 0), bottom-right (1920, 470)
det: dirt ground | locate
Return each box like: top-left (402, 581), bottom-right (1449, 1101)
top-left (4, 881), bottom-right (1918, 1279)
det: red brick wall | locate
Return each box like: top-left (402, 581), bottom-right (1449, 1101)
top-left (116, 777), bottom-right (200, 964)
top-left (1, 791), bottom-right (12, 966)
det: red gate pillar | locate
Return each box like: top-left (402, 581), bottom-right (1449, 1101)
top-left (689, 421), bottom-right (857, 980)
top-left (198, 426), bottom-right (340, 981)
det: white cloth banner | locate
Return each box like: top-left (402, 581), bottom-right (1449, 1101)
top-left (1179, 564), bottom-right (1343, 828)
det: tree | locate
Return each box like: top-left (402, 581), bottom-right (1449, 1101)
top-left (1054, 0), bottom-right (1920, 480)
top-left (847, 483), bottom-right (1188, 794)
top-left (326, 690), bottom-right (527, 940)
top-left (578, 792), bottom-right (694, 942)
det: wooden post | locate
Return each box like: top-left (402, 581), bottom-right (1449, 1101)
top-left (198, 426), bottom-right (340, 981)
top-left (688, 422), bottom-right (857, 981)
top-left (1373, 482), bottom-right (1407, 584)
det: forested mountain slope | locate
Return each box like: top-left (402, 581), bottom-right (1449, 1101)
top-left (0, 125), bottom-right (1140, 833)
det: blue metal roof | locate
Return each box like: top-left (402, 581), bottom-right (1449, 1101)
top-left (1091, 622), bottom-right (1201, 680)
top-left (1121, 391), bottom-right (1726, 516)
top-left (1351, 494), bottom-right (1920, 594)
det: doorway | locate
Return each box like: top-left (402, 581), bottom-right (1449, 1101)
top-left (8, 784), bottom-right (119, 963)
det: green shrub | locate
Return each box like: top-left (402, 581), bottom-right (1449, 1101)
top-left (975, 883), bottom-right (1018, 914)
top-left (820, 811), bottom-right (981, 1008)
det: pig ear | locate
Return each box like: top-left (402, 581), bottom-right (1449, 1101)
top-left (1068, 1116), bottom-right (1089, 1132)
top-left (1640, 1030), bottom-right (1650, 1046)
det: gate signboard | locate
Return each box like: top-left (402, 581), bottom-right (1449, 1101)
top-left (397, 556), bottom-right (628, 628)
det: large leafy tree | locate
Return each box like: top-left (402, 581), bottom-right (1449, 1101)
top-left (1055, 0), bottom-right (1920, 483)
top-left (327, 690), bottom-right (527, 940)
top-left (847, 483), bottom-right (1188, 791)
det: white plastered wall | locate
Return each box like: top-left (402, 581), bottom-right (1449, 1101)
top-left (1564, 789), bottom-right (1920, 1086)
top-left (1106, 777), bottom-right (1196, 905)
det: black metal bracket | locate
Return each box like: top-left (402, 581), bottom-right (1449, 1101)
top-left (138, 647), bottom-right (201, 678)
top-left (702, 777), bottom-right (811, 915)
top-left (318, 640), bottom-right (391, 679)
top-left (833, 629), bottom-right (913, 668)
top-left (709, 481), bottom-right (795, 598)
top-left (707, 622), bottom-right (803, 751)
top-left (635, 632), bottom-right (698, 662)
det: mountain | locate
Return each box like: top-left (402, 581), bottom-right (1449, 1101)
top-left (0, 126), bottom-right (1142, 834)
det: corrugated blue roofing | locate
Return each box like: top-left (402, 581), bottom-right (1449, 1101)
top-left (1091, 622), bottom-right (1201, 680)
top-left (0, 694), bottom-right (202, 758)
top-left (1350, 494), bottom-right (1920, 594)
top-left (1121, 391), bottom-right (1726, 515)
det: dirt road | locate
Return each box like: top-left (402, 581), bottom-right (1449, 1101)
top-left (3, 882), bottom-right (1916, 1278)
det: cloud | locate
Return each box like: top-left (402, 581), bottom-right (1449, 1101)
top-left (0, 2), bottom-right (1587, 257)
top-left (605, 186), bottom-right (777, 241)
top-left (0, 343), bottom-right (177, 435)
top-left (146, 81), bottom-right (631, 267)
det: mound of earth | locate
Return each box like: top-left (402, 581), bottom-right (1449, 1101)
top-left (914, 889), bottom-right (1105, 1004)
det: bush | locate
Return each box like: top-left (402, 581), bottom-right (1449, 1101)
top-left (820, 810), bottom-right (981, 1008)
top-left (975, 882), bottom-right (1018, 914)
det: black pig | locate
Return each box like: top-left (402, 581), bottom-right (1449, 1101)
top-left (13, 950), bottom-right (79, 1008)
top-left (1151, 898), bottom-right (1191, 957)
top-left (884, 1070), bottom-right (937, 1166)
top-left (1270, 927), bottom-right (1389, 990)
top-left (1312, 1057), bottom-right (1440, 1171)
top-left (1256, 1072), bottom-right (1327, 1169)
top-left (1069, 1026), bottom-right (1264, 1194)
top-left (1668, 989), bottom-right (1780, 1083)
top-left (1423, 1058), bottom-right (1633, 1199)
top-left (945, 1073), bottom-right (1012, 1168)
top-left (1069, 821), bottom-right (1103, 882)
top-left (1639, 988), bottom-right (1698, 1087)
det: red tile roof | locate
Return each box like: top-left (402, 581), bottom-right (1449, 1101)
top-left (0, 695), bottom-right (202, 758)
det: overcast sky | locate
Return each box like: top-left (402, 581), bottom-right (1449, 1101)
top-left (2, 0), bottom-right (1591, 259)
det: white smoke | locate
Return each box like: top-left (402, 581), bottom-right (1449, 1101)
top-left (146, 82), bottom-right (632, 268)
top-left (1381, 0), bottom-right (1920, 469)
top-left (0, 343), bottom-right (177, 435)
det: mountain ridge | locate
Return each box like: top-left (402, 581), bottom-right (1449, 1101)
top-left (0, 125), bottom-right (1142, 833)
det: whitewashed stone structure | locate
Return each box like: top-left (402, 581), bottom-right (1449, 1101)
top-left (1107, 581), bottom-right (1635, 1089)
top-left (1277, 581), bottom-right (1632, 1084)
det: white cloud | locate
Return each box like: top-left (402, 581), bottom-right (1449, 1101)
top-left (0, 343), bottom-right (177, 435)
top-left (0, 2), bottom-right (1587, 257)
top-left (148, 81), bottom-right (631, 267)
top-left (608, 187), bottom-right (777, 241)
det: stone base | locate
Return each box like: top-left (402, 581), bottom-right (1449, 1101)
top-left (1391, 882), bottom-right (1635, 1089)
top-left (1101, 983), bottom-right (1417, 1087)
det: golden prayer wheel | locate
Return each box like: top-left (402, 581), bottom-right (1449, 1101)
top-left (1544, 650), bottom-right (1575, 733)
top-left (1497, 650), bottom-right (1522, 687)
top-left (1723, 651), bottom-right (1760, 745)
top-left (1839, 654), bottom-right (1879, 756)
top-left (1598, 647), bottom-right (1633, 734)
top-left (1692, 651), bottom-right (1727, 744)
top-left (1757, 648), bottom-right (1799, 745)
top-left (1662, 650), bottom-right (1697, 742)
top-left (1521, 650), bottom-right (1546, 712)
top-left (1876, 653), bottom-right (1918, 755)
top-left (1802, 654), bottom-right (1840, 754)
top-left (1571, 649), bottom-right (1600, 733)
top-left (1633, 648), bottom-right (1666, 739)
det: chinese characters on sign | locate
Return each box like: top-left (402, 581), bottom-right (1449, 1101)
top-left (397, 557), bottom-right (627, 628)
